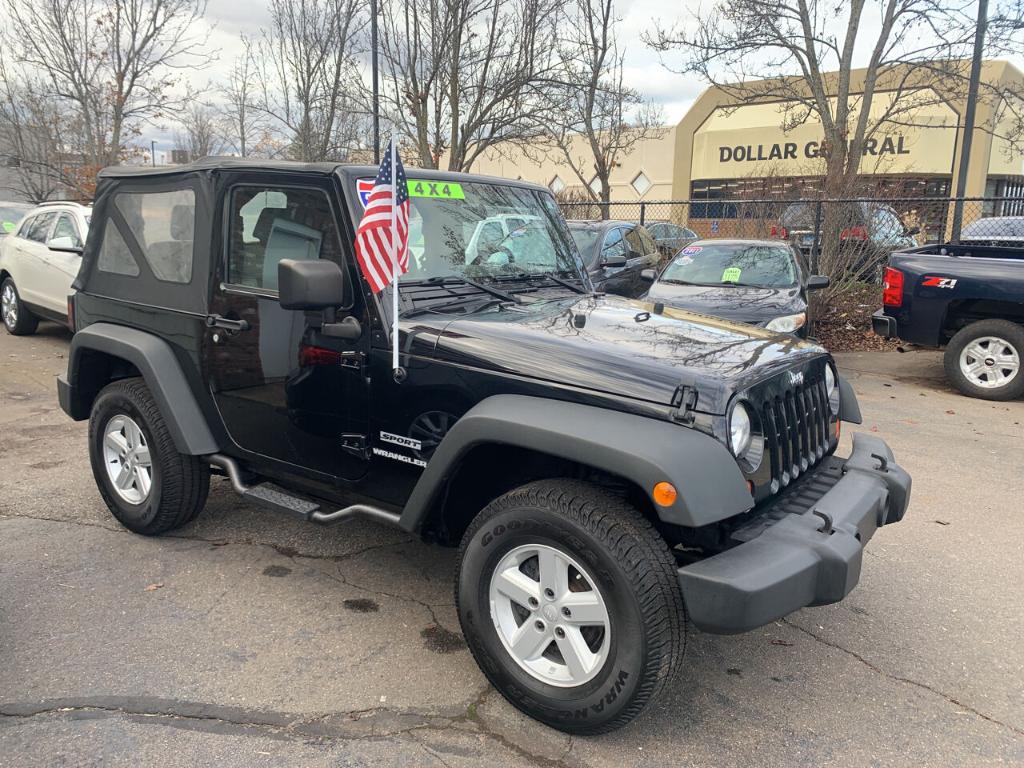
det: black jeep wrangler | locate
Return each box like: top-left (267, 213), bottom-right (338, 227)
top-left (58, 159), bottom-right (911, 734)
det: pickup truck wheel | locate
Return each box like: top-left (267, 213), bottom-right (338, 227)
top-left (88, 378), bottom-right (210, 535)
top-left (944, 320), bottom-right (1024, 401)
top-left (1, 278), bottom-right (39, 336)
top-left (456, 479), bottom-right (686, 734)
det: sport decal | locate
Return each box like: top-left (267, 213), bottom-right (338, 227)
top-left (922, 276), bottom-right (957, 289)
top-left (379, 431), bottom-right (422, 451)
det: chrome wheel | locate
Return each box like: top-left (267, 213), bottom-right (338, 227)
top-left (959, 336), bottom-right (1020, 389)
top-left (102, 415), bottom-right (153, 504)
top-left (1, 282), bottom-right (17, 329)
top-left (489, 543), bottom-right (611, 687)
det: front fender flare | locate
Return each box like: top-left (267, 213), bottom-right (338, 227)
top-left (64, 323), bottom-right (219, 455)
top-left (399, 394), bottom-right (754, 531)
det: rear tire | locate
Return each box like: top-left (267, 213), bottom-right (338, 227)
top-left (1, 278), bottom-right (39, 335)
top-left (456, 479), bottom-right (686, 734)
top-left (944, 320), bottom-right (1024, 401)
top-left (89, 378), bottom-right (209, 535)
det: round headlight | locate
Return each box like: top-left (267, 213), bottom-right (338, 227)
top-left (729, 402), bottom-right (753, 457)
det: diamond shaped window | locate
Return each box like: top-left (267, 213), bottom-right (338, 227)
top-left (631, 171), bottom-right (652, 196)
top-left (549, 175), bottom-right (565, 193)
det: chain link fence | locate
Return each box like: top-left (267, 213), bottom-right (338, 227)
top-left (559, 196), bottom-right (1023, 280)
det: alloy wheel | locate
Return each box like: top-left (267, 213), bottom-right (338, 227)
top-left (488, 543), bottom-right (611, 687)
top-left (1, 283), bottom-right (17, 329)
top-left (102, 414), bottom-right (153, 504)
top-left (959, 336), bottom-right (1020, 389)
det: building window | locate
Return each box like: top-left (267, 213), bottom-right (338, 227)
top-left (549, 175), bottom-right (565, 194)
top-left (631, 171), bottom-right (652, 196)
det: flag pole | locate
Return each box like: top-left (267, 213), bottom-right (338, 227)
top-left (390, 137), bottom-right (402, 378)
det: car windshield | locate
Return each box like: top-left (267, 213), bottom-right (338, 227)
top-left (362, 179), bottom-right (584, 285)
top-left (0, 204), bottom-right (30, 234)
top-left (962, 217), bottom-right (1024, 239)
top-left (660, 243), bottom-right (797, 288)
top-left (567, 225), bottom-right (601, 260)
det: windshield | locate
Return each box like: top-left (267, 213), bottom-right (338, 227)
top-left (660, 243), bottom-right (797, 288)
top-left (361, 179), bottom-right (584, 284)
top-left (962, 217), bottom-right (1024, 239)
top-left (0, 204), bottom-right (30, 234)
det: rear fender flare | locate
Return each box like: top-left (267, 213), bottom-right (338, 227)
top-left (65, 323), bottom-right (219, 455)
top-left (399, 394), bottom-right (753, 531)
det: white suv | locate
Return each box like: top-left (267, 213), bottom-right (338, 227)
top-left (0, 201), bottom-right (90, 335)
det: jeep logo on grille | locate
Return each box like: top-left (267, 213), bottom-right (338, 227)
top-left (788, 370), bottom-right (804, 387)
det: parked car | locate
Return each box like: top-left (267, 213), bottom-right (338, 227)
top-left (0, 201), bottom-right (90, 334)
top-left (778, 201), bottom-right (919, 280)
top-left (640, 239), bottom-right (830, 337)
top-left (566, 219), bottom-right (661, 297)
top-left (0, 202), bottom-right (32, 236)
top-left (645, 221), bottom-right (698, 258)
top-left (57, 158), bottom-right (909, 734)
top-left (874, 240), bottom-right (1024, 400)
top-left (959, 215), bottom-right (1024, 247)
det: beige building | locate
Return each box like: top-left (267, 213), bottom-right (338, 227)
top-left (470, 60), bottom-right (1024, 225)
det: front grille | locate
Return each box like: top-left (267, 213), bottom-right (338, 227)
top-left (760, 376), bottom-right (831, 494)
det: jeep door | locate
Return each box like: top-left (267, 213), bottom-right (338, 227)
top-left (206, 174), bottom-right (370, 482)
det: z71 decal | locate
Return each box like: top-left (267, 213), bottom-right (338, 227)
top-left (922, 276), bottom-right (958, 289)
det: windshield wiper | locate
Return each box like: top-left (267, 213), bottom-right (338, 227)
top-left (493, 271), bottom-right (588, 294)
top-left (407, 275), bottom-right (521, 304)
top-left (404, 295), bottom-right (508, 318)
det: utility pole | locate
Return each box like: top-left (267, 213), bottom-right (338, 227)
top-left (371, 0), bottom-right (380, 164)
top-left (150, 140), bottom-right (157, 167)
top-left (951, 0), bottom-right (988, 244)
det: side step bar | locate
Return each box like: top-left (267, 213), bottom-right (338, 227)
top-left (208, 454), bottom-right (403, 528)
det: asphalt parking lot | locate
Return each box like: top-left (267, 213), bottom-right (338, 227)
top-left (1, 323), bottom-right (1022, 767)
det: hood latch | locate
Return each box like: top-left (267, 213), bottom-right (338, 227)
top-left (669, 385), bottom-right (698, 424)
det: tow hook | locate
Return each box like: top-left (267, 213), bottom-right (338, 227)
top-left (871, 452), bottom-right (889, 472)
top-left (812, 509), bottom-right (834, 535)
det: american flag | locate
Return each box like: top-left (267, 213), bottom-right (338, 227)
top-left (355, 140), bottom-right (410, 293)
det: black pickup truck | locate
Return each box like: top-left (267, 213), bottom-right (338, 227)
top-left (873, 242), bottom-right (1024, 400)
top-left (58, 159), bottom-right (910, 734)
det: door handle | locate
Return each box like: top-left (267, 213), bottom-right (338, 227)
top-left (206, 314), bottom-right (250, 332)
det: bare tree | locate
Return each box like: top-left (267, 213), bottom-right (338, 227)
top-left (377, 0), bottom-right (564, 171)
top-left (253, 0), bottom-right (369, 162)
top-left (219, 37), bottom-right (262, 158)
top-left (542, 0), bottom-right (664, 208)
top-left (648, 0), bottom-right (1024, 291)
top-left (174, 101), bottom-right (225, 161)
top-left (1, 0), bottom-right (211, 195)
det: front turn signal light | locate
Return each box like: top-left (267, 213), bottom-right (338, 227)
top-left (652, 482), bottom-right (677, 507)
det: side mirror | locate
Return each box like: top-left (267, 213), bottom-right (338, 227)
top-left (279, 259), bottom-right (345, 310)
top-left (807, 274), bottom-right (830, 291)
top-left (640, 268), bottom-right (657, 282)
top-left (601, 253), bottom-right (627, 268)
top-left (47, 236), bottom-right (82, 255)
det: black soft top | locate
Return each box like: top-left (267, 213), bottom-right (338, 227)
top-left (101, 157), bottom-right (550, 195)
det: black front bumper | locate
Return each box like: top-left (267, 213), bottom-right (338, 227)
top-left (872, 310), bottom-right (897, 338)
top-left (678, 433), bottom-right (911, 634)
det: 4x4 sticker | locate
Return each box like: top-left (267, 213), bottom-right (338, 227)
top-left (380, 431), bottom-right (422, 451)
top-left (358, 178), bottom-right (465, 207)
top-left (922, 276), bottom-right (957, 288)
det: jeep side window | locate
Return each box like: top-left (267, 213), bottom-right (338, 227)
top-left (107, 189), bottom-right (196, 283)
top-left (227, 186), bottom-right (342, 293)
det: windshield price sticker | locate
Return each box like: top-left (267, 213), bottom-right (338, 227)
top-left (721, 267), bottom-right (742, 283)
top-left (1, 221), bottom-right (15, 233)
top-left (408, 180), bottom-right (465, 200)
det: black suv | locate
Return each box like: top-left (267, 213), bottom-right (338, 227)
top-left (58, 159), bottom-right (911, 734)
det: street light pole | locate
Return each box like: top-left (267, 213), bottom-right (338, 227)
top-left (371, 0), bottom-right (380, 165)
top-left (951, 0), bottom-right (988, 244)
top-left (150, 140), bottom-right (157, 167)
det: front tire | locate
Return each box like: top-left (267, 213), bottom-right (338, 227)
top-left (456, 480), bottom-right (686, 734)
top-left (944, 320), bottom-right (1024, 401)
top-left (88, 378), bottom-right (210, 535)
top-left (1, 278), bottom-right (39, 335)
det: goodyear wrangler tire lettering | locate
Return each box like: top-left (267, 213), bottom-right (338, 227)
top-left (455, 479), bottom-right (687, 734)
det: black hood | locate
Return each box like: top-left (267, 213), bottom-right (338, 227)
top-left (644, 283), bottom-right (806, 326)
top-left (408, 293), bottom-right (827, 414)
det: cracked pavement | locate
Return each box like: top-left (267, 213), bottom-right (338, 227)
top-left (1, 325), bottom-right (1022, 767)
